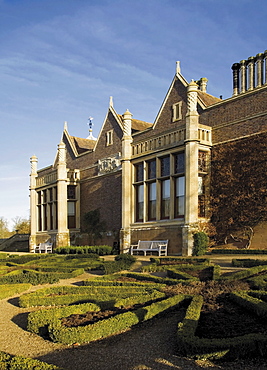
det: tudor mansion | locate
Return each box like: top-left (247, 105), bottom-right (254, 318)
top-left (29, 50), bottom-right (267, 255)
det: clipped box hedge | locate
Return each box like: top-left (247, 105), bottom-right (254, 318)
top-left (0, 267), bottom-right (85, 285)
top-left (219, 265), bottom-right (267, 281)
top-left (177, 292), bottom-right (267, 360)
top-left (19, 285), bottom-right (160, 308)
top-left (232, 258), bottom-right (267, 267)
top-left (119, 272), bottom-right (179, 285)
top-left (27, 302), bottom-right (101, 334)
top-left (167, 268), bottom-right (198, 281)
top-left (151, 257), bottom-right (210, 265)
top-left (211, 249), bottom-right (267, 255)
top-left (247, 274), bottom-right (267, 290)
top-left (27, 290), bottom-right (165, 335)
top-left (0, 284), bottom-right (32, 300)
top-left (54, 245), bottom-right (112, 255)
top-left (47, 294), bottom-right (187, 345)
top-left (82, 277), bottom-right (165, 289)
top-left (0, 351), bottom-right (64, 369)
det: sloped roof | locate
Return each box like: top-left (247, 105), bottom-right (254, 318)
top-left (198, 90), bottom-right (222, 107)
top-left (117, 115), bottom-right (153, 132)
top-left (70, 136), bottom-right (95, 154)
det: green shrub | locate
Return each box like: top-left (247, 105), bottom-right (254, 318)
top-left (120, 272), bottom-right (180, 285)
top-left (211, 249), bottom-right (267, 255)
top-left (232, 259), bottom-right (267, 267)
top-left (166, 268), bottom-right (198, 281)
top-left (152, 257), bottom-right (210, 265)
top-left (141, 263), bottom-right (166, 273)
top-left (82, 277), bottom-right (164, 289)
top-left (19, 285), bottom-right (158, 308)
top-left (114, 254), bottom-right (136, 263)
top-left (219, 265), bottom-right (267, 282)
top-left (177, 292), bottom-right (267, 360)
top-left (103, 257), bottom-right (136, 275)
top-left (54, 245), bottom-right (112, 255)
top-left (0, 351), bottom-right (64, 369)
top-left (192, 232), bottom-right (209, 256)
top-left (48, 294), bottom-right (187, 345)
top-left (0, 284), bottom-right (31, 300)
top-left (27, 302), bottom-right (101, 334)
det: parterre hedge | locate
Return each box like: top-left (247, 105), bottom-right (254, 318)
top-left (19, 285), bottom-right (161, 308)
top-left (219, 265), bottom-right (267, 281)
top-left (0, 351), bottom-right (64, 369)
top-left (211, 249), bottom-right (267, 255)
top-left (177, 292), bottom-right (267, 360)
top-left (47, 294), bottom-right (188, 345)
top-left (0, 268), bottom-right (84, 285)
top-left (54, 245), bottom-right (112, 255)
top-left (150, 257), bottom-right (210, 265)
top-left (0, 284), bottom-right (31, 300)
top-left (119, 272), bottom-right (180, 285)
top-left (232, 258), bottom-right (267, 267)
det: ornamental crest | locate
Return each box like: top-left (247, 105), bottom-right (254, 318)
top-left (98, 153), bottom-right (121, 175)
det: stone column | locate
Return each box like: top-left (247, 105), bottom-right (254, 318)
top-left (232, 63), bottom-right (240, 96)
top-left (183, 80), bottom-right (199, 256)
top-left (247, 56), bottom-right (255, 90)
top-left (120, 109), bottom-right (133, 253)
top-left (56, 141), bottom-right (70, 247)
top-left (29, 155), bottom-right (38, 252)
top-left (240, 60), bottom-right (247, 93)
top-left (256, 53), bottom-right (264, 88)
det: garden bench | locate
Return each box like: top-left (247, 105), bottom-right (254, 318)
top-left (130, 240), bottom-right (168, 256)
top-left (33, 242), bottom-right (53, 253)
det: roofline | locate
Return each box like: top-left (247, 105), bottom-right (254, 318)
top-left (153, 72), bottom-right (188, 129)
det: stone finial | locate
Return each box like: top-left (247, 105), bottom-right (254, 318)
top-left (122, 109), bottom-right (132, 137)
top-left (64, 121), bottom-right (68, 131)
top-left (58, 141), bottom-right (66, 163)
top-left (199, 77), bottom-right (208, 93)
top-left (187, 80), bottom-right (198, 113)
top-left (176, 61), bottom-right (181, 75)
top-left (30, 155), bottom-right (38, 174)
top-left (109, 96), bottom-right (114, 108)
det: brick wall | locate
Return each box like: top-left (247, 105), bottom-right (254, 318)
top-left (131, 225), bottom-right (183, 255)
top-left (200, 86), bottom-right (267, 144)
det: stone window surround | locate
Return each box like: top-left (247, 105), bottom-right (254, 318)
top-left (133, 151), bottom-right (185, 223)
top-left (106, 129), bottom-right (113, 146)
top-left (172, 101), bottom-right (182, 122)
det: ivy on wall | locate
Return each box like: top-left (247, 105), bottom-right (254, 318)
top-left (210, 132), bottom-right (267, 243)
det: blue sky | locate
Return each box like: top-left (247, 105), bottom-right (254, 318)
top-left (0, 0), bottom-right (267, 229)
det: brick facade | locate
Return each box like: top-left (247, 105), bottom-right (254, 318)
top-left (30, 50), bottom-right (267, 254)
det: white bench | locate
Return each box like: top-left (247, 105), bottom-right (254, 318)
top-left (33, 242), bottom-right (53, 253)
top-left (130, 240), bottom-right (168, 256)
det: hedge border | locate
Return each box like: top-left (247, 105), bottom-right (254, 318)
top-left (19, 285), bottom-right (162, 308)
top-left (0, 350), bottom-right (64, 369)
top-left (47, 294), bottom-right (188, 345)
top-left (211, 249), bottom-right (267, 255)
top-left (177, 292), bottom-right (267, 360)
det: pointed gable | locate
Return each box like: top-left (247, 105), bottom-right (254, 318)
top-left (93, 106), bottom-right (123, 157)
top-left (152, 72), bottom-right (188, 135)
